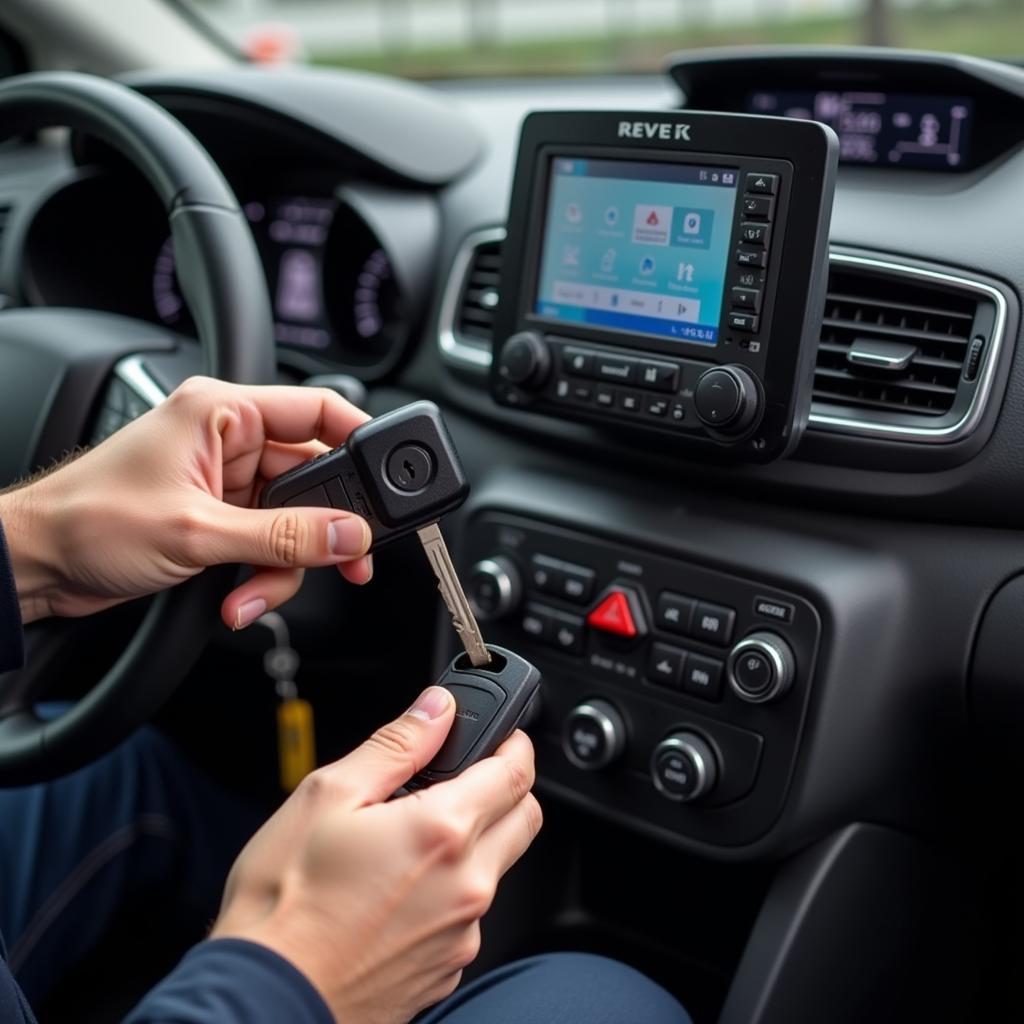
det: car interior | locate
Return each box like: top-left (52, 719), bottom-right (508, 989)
top-left (2, 0), bottom-right (1024, 1020)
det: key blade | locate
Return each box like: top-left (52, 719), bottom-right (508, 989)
top-left (417, 522), bottom-right (491, 668)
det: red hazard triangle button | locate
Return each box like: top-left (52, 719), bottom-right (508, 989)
top-left (587, 589), bottom-right (640, 638)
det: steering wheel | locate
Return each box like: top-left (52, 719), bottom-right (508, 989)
top-left (0, 72), bottom-right (275, 785)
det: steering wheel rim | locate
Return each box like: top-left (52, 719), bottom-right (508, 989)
top-left (0, 72), bottom-right (275, 784)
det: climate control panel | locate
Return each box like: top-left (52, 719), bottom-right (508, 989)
top-left (460, 511), bottom-right (822, 849)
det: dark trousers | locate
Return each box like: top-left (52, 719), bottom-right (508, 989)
top-left (0, 727), bottom-right (690, 1023)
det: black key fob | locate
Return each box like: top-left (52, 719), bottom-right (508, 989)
top-left (260, 400), bottom-right (469, 548)
top-left (407, 646), bottom-right (542, 789)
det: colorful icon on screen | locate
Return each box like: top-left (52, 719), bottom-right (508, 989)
top-left (639, 255), bottom-right (656, 276)
top-left (601, 248), bottom-right (617, 273)
top-left (604, 206), bottom-right (619, 227)
top-left (566, 202), bottom-right (582, 224)
top-left (682, 212), bottom-right (702, 235)
top-left (562, 245), bottom-right (580, 266)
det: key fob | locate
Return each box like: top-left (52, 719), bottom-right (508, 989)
top-left (260, 400), bottom-right (469, 548)
top-left (407, 645), bottom-right (542, 789)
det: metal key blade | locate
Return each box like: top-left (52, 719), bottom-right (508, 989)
top-left (417, 521), bottom-right (491, 667)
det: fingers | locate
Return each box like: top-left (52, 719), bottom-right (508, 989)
top-left (421, 730), bottom-right (536, 837)
top-left (321, 686), bottom-right (457, 805)
top-left (339, 555), bottom-right (374, 586)
top-left (258, 440), bottom-right (330, 483)
top-left (221, 567), bottom-right (304, 630)
top-left (242, 383), bottom-right (371, 447)
top-left (181, 499), bottom-right (371, 572)
top-left (476, 790), bottom-right (543, 878)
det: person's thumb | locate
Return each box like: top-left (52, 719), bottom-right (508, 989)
top-left (325, 687), bottom-right (456, 806)
top-left (182, 500), bottom-right (371, 570)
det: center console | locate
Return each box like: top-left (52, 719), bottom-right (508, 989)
top-left (462, 512), bottom-right (821, 850)
top-left (491, 110), bottom-right (838, 461)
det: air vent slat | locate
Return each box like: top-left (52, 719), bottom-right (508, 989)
top-left (813, 264), bottom-right (982, 420)
top-left (453, 236), bottom-right (504, 347)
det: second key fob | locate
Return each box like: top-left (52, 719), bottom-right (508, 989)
top-left (407, 645), bottom-right (541, 789)
top-left (260, 400), bottom-right (469, 548)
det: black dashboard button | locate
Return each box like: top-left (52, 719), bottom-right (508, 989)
top-left (647, 642), bottom-right (686, 689)
top-left (736, 247), bottom-right (768, 268)
top-left (741, 195), bottom-right (775, 219)
top-left (619, 391), bottom-right (641, 413)
top-left (753, 596), bottom-right (795, 623)
top-left (682, 655), bottom-right (724, 701)
top-left (530, 554), bottom-right (595, 604)
top-left (669, 401), bottom-right (687, 423)
top-left (728, 312), bottom-right (760, 333)
top-left (731, 287), bottom-right (762, 312)
top-left (547, 609), bottom-right (586, 655)
top-left (645, 397), bottom-right (669, 417)
top-left (521, 603), bottom-right (549, 642)
top-left (691, 602), bottom-right (736, 645)
top-left (732, 648), bottom-right (773, 696)
top-left (739, 222), bottom-right (771, 247)
top-left (693, 369), bottom-right (741, 425)
top-left (571, 383), bottom-right (593, 402)
top-left (562, 348), bottom-right (594, 377)
top-left (637, 360), bottom-right (679, 393)
top-left (593, 356), bottom-right (636, 384)
top-left (656, 592), bottom-right (696, 635)
top-left (595, 386), bottom-right (615, 408)
top-left (745, 172), bottom-right (778, 195)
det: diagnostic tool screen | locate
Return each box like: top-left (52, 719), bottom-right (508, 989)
top-left (747, 90), bottom-right (973, 169)
top-left (533, 157), bottom-right (739, 345)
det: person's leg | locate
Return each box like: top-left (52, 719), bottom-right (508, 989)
top-left (0, 725), bottom-right (263, 1004)
top-left (418, 952), bottom-right (692, 1024)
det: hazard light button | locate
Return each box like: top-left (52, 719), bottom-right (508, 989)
top-left (587, 587), bottom-right (647, 639)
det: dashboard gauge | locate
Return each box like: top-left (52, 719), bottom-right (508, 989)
top-left (151, 236), bottom-right (194, 333)
top-left (323, 202), bottom-right (405, 369)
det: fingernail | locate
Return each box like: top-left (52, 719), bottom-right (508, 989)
top-left (407, 686), bottom-right (452, 721)
top-left (328, 517), bottom-right (369, 556)
top-left (233, 598), bottom-right (267, 631)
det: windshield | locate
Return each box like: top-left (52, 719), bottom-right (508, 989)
top-left (183, 0), bottom-right (1021, 77)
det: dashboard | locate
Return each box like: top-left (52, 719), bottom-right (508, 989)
top-left (4, 43), bottom-right (1024, 1020)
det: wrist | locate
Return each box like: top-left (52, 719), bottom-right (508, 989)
top-left (0, 483), bottom-right (64, 624)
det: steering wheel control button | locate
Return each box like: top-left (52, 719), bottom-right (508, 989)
top-left (587, 587), bottom-right (645, 640)
top-left (647, 643), bottom-right (686, 689)
top-left (691, 602), bottom-right (736, 646)
top-left (562, 347), bottom-right (594, 377)
top-left (753, 596), bottom-right (795, 624)
top-left (385, 444), bottom-right (435, 493)
top-left (651, 733), bottom-right (718, 803)
top-left (467, 557), bottom-right (521, 621)
top-left (498, 331), bottom-right (550, 388)
top-left (682, 655), bottom-right (724, 702)
top-left (745, 172), bottom-right (779, 195)
top-left (728, 631), bottom-right (796, 704)
top-left (656, 591), bottom-right (696, 636)
top-left (563, 700), bottom-right (626, 771)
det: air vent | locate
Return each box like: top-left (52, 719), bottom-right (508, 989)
top-left (439, 227), bottom-right (506, 369)
top-left (810, 254), bottom-right (1006, 442)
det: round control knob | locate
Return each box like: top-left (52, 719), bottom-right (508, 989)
top-left (498, 331), bottom-right (551, 388)
top-left (563, 699), bottom-right (626, 771)
top-left (466, 556), bottom-right (521, 621)
top-left (693, 366), bottom-right (761, 434)
top-left (650, 732), bottom-right (718, 803)
top-left (728, 631), bottom-right (796, 704)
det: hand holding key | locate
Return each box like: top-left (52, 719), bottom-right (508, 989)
top-left (212, 687), bottom-right (542, 1024)
top-left (0, 376), bottom-right (374, 626)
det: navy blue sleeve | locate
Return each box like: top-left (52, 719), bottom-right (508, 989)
top-left (125, 939), bottom-right (334, 1024)
top-left (0, 518), bottom-right (26, 674)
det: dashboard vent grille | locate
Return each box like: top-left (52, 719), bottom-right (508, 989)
top-left (456, 236), bottom-right (503, 345)
top-left (813, 264), bottom-right (978, 418)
